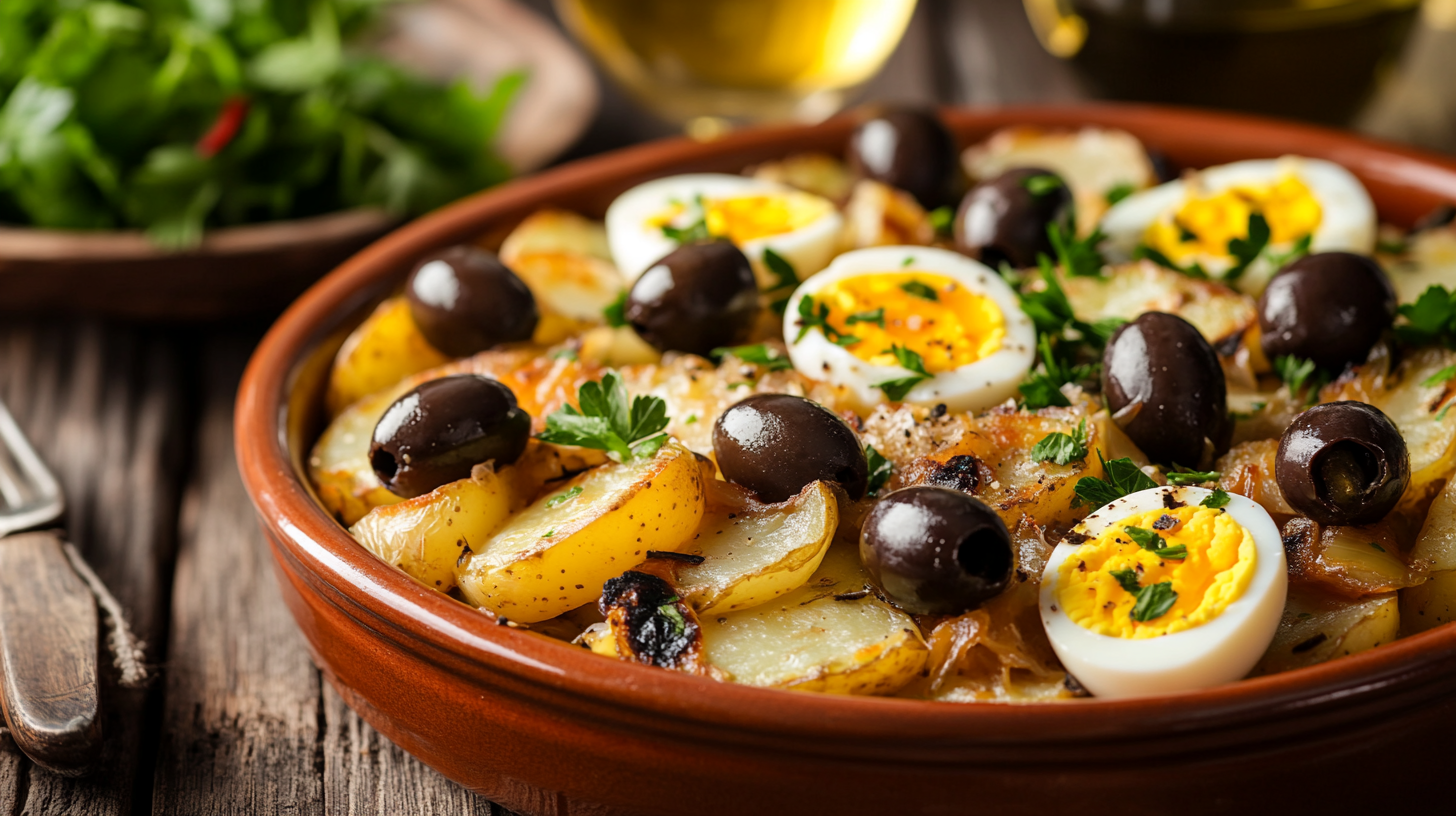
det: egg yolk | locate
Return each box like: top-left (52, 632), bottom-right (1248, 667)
top-left (1056, 504), bottom-right (1255, 639)
top-left (1145, 175), bottom-right (1322, 265)
top-left (816, 271), bottom-right (1005, 373)
top-left (649, 192), bottom-right (831, 244)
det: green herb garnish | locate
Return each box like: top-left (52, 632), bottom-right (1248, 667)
top-left (658, 600), bottom-right (687, 636)
top-left (537, 372), bottom-right (670, 462)
top-left (900, 280), bottom-right (939, 301)
top-left (1105, 182), bottom-right (1136, 205)
top-left (1019, 334), bottom-right (1095, 410)
top-left (1423, 365), bottom-right (1456, 388)
top-left (1030, 418), bottom-right (1089, 465)
top-left (875, 344), bottom-right (931, 401)
top-left (1074, 453), bottom-right (1159, 508)
top-left (1273, 355), bottom-right (1329, 404)
top-left (1048, 222), bottom-right (1107, 278)
top-left (1266, 233), bottom-right (1313, 271)
top-left (846, 308), bottom-right (885, 328)
top-left (1133, 244), bottom-right (1210, 280)
top-left (551, 348), bottom-right (579, 361)
top-left (604, 291), bottom-right (629, 328)
top-left (1023, 173), bottom-right (1064, 197)
top-left (762, 247), bottom-right (799, 290)
top-left (1396, 285), bottom-right (1456, 347)
top-left (1201, 488), bottom-right (1231, 509)
top-left (928, 205), bottom-right (954, 235)
top-left (661, 194), bottom-right (710, 243)
top-left (795, 295), bottom-right (858, 346)
top-left (545, 485), bottom-right (583, 508)
top-left (1166, 468), bottom-right (1220, 485)
top-left (1108, 569), bottom-right (1178, 621)
top-left (541, 529), bottom-right (555, 539)
top-left (1224, 213), bottom-right (1272, 282)
top-left (1376, 238), bottom-right (1408, 255)
top-left (1369, 542), bottom-right (1387, 553)
top-left (1125, 526), bottom-right (1187, 560)
top-left (865, 445), bottom-right (892, 497)
top-left (713, 343), bottom-right (792, 371)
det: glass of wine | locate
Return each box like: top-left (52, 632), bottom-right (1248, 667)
top-left (1022, 0), bottom-right (1422, 124)
top-left (553, 0), bottom-right (918, 136)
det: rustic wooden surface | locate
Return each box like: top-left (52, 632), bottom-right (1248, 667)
top-left (0, 0), bottom-right (1452, 813)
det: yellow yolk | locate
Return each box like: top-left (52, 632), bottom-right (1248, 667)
top-left (1145, 175), bottom-right (1323, 264)
top-left (817, 272), bottom-right (1005, 373)
top-left (648, 192), bottom-right (832, 244)
top-left (1056, 504), bottom-right (1256, 639)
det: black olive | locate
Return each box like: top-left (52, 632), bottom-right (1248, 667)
top-left (1275, 401), bottom-right (1409, 526)
top-left (1258, 252), bottom-right (1395, 373)
top-left (845, 107), bottom-right (959, 209)
top-left (370, 375), bottom-right (531, 498)
top-left (712, 394), bottom-right (868, 503)
top-left (625, 241), bottom-right (758, 357)
top-left (860, 486), bottom-right (1013, 615)
top-left (1102, 312), bottom-right (1231, 469)
top-left (954, 167), bottom-right (1073, 269)
top-left (406, 246), bottom-right (539, 357)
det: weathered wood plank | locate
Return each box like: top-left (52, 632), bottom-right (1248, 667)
top-left (0, 321), bottom-right (186, 816)
top-left (150, 332), bottom-right (325, 816)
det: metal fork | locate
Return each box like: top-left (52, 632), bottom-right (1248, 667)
top-left (0, 398), bottom-right (101, 775)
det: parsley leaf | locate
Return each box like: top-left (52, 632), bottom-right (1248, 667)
top-left (545, 485), bottom-right (583, 508)
top-left (713, 343), bottom-right (792, 371)
top-left (1273, 355), bottom-right (1329, 404)
top-left (1133, 244), bottom-right (1210, 280)
top-left (900, 280), bottom-right (939, 301)
top-left (1423, 365), bottom-right (1456, 388)
top-left (1266, 233), bottom-right (1313, 271)
top-left (538, 372), bottom-right (671, 462)
top-left (1019, 334), bottom-right (1095, 410)
top-left (1166, 468), bottom-right (1220, 485)
top-left (1125, 526), bottom-right (1187, 559)
top-left (846, 308), bottom-right (885, 328)
top-left (865, 445), bottom-right (893, 497)
top-left (551, 348), bottom-right (579, 361)
top-left (1131, 580), bottom-right (1178, 622)
top-left (794, 295), bottom-right (858, 346)
top-left (1074, 453), bottom-right (1159, 508)
top-left (604, 291), bottom-right (629, 328)
top-left (1109, 568), bottom-right (1142, 594)
top-left (875, 344), bottom-right (931, 401)
top-left (1201, 488), bottom-right (1231, 509)
top-left (928, 205), bottom-right (954, 235)
top-left (1397, 285), bottom-right (1456, 347)
top-left (658, 601), bottom-right (687, 637)
top-left (1023, 173), bottom-right (1065, 197)
top-left (661, 194), bottom-right (710, 244)
top-left (1030, 419), bottom-right (1089, 465)
top-left (1105, 182), bottom-right (1136, 205)
top-left (1224, 213), bottom-right (1271, 282)
top-left (1048, 222), bottom-right (1107, 278)
top-left (762, 248), bottom-right (798, 290)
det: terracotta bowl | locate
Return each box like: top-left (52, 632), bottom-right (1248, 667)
top-left (237, 105), bottom-right (1456, 815)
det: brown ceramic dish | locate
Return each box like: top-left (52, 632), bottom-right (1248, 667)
top-left (237, 105), bottom-right (1456, 815)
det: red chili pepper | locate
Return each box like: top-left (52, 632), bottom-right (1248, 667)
top-left (196, 97), bottom-right (250, 159)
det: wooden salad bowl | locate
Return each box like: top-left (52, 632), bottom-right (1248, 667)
top-left (236, 105), bottom-right (1456, 815)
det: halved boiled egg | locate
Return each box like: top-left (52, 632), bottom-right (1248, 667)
top-left (605, 173), bottom-right (842, 286)
top-left (1100, 156), bottom-right (1376, 295)
top-left (782, 245), bottom-right (1035, 413)
top-left (1039, 485), bottom-right (1287, 699)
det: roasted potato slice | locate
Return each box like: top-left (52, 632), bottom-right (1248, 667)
top-left (1055, 261), bottom-right (1257, 346)
top-left (325, 297), bottom-right (449, 416)
top-left (1321, 345), bottom-right (1456, 514)
top-left (748, 152), bottom-right (854, 203)
top-left (498, 209), bottom-right (624, 344)
top-left (839, 179), bottom-right (934, 250)
top-left (349, 466), bottom-right (514, 592)
top-left (667, 480), bottom-right (838, 614)
top-left (456, 442), bottom-right (706, 623)
top-left (1384, 225), bottom-right (1456, 306)
top-left (1217, 439), bottom-right (1296, 520)
top-left (1401, 477), bottom-right (1456, 634)
top-left (578, 325), bottom-right (662, 367)
top-left (698, 540), bottom-right (927, 695)
top-left (310, 387), bottom-right (405, 526)
top-left (1281, 517), bottom-right (1425, 599)
top-left (1254, 584), bottom-right (1398, 675)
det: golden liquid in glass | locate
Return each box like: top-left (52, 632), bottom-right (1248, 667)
top-left (555, 0), bottom-right (918, 127)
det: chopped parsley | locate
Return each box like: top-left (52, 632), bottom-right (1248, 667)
top-left (795, 295), bottom-right (860, 346)
top-left (1273, 355), bottom-right (1329, 404)
top-left (603, 291), bottom-right (629, 328)
top-left (846, 308), bottom-right (886, 328)
top-left (901, 255), bottom-right (916, 267)
top-left (1105, 182), bottom-right (1136, 205)
top-left (1200, 488), bottom-right (1232, 509)
top-left (928, 205), bottom-right (955, 235)
top-left (1396, 285), bottom-right (1456, 347)
top-left (537, 371), bottom-right (670, 462)
top-left (875, 344), bottom-right (931, 401)
top-left (1166, 468), bottom-right (1220, 485)
top-left (1369, 542), bottom-right (1387, 553)
top-left (545, 485), bottom-right (583, 508)
top-left (1376, 238), bottom-right (1408, 255)
top-left (1223, 213), bottom-right (1271, 282)
top-left (712, 343), bottom-right (792, 371)
top-left (1133, 244), bottom-right (1210, 280)
top-left (1266, 233), bottom-right (1313, 271)
top-left (1074, 453), bottom-right (1159, 508)
top-left (1125, 526), bottom-right (1188, 560)
top-left (1048, 222), bottom-right (1107, 278)
top-left (660, 194), bottom-right (711, 244)
top-left (1023, 174), bottom-right (1065, 197)
top-left (1423, 365), bottom-right (1456, 388)
top-left (762, 248), bottom-right (799, 290)
top-left (658, 600), bottom-right (687, 637)
top-left (1030, 418), bottom-right (1089, 465)
top-left (1019, 334), bottom-right (1094, 410)
top-left (899, 280), bottom-right (939, 301)
top-left (1108, 570), bottom-right (1179, 623)
top-left (541, 529), bottom-right (555, 539)
top-left (865, 445), bottom-right (893, 497)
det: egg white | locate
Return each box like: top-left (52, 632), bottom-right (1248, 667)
top-left (1100, 156), bottom-right (1376, 294)
top-left (604, 173), bottom-right (842, 284)
top-left (1039, 485), bottom-right (1287, 700)
top-left (782, 246), bottom-right (1036, 414)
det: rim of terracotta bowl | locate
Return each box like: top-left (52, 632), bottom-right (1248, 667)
top-left (237, 103), bottom-right (1456, 756)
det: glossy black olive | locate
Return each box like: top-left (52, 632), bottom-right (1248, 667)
top-left (1258, 252), bottom-right (1396, 373)
top-left (370, 375), bottom-right (531, 499)
top-left (860, 486), bottom-right (1013, 615)
top-left (626, 241), bottom-right (758, 357)
top-left (845, 107), bottom-right (959, 208)
top-left (1102, 312), bottom-right (1231, 469)
top-left (1275, 401), bottom-right (1409, 526)
top-left (954, 167), bottom-right (1073, 269)
top-left (406, 246), bottom-right (538, 357)
top-left (712, 394), bottom-right (868, 503)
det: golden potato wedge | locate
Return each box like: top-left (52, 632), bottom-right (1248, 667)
top-left (310, 387), bottom-right (405, 526)
top-left (349, 467), bottom-right (514, 592)
top-left (698, 540), bottom-right (927, 695)
top-left (1056, 261), bottom-right (1257, 346)
top-left (1321, 345), bottom-right (1456, 514)
top-left (498, 209), bottom-right (624, 343)
top-left (456, 442), bottom-right (706, 623)
top-left (578, 326), bottom-right (663, 367)
top-left (1402, 571), bottom-right (1456, 634)
top-left (325, 297), bottom-right (448, 416)
top-left (1412, 476), bottom-right (1456, 573)
top-left (748, 152), bottom-right (854, 203)
top-left (668, 480), bottom-right (838, 614)
top-left (1254, 585), bottom-right (1398, 675)
top-left (1402, 477), bottom-right (1456, 634)
top-left (1384, 226), bottom-right (1456, 306)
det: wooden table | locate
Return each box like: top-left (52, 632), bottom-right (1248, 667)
top-left (1, 1), bottom-right (1451, 813)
